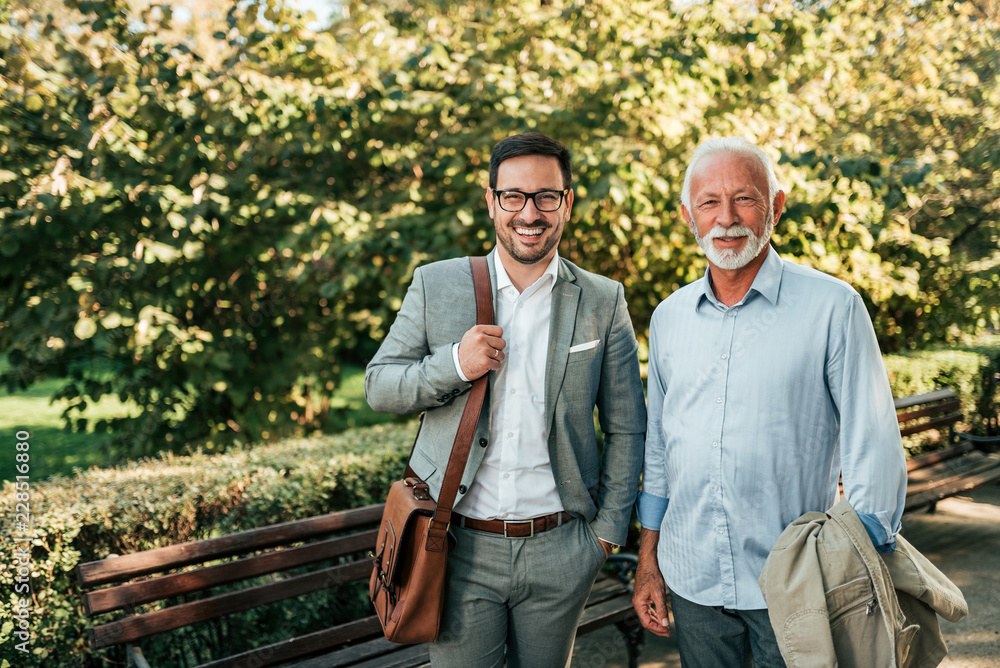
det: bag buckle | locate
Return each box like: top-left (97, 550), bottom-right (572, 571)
top-left (503, 519), bottom-right (534, 538)
top-left (404, 477), bottom-right (432, 501)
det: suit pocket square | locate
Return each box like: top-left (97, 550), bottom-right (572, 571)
top-left (568, 339), bottom-right (600, 353)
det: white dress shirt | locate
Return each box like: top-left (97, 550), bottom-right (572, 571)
top-left (452, 251), bottom-right (564, 521)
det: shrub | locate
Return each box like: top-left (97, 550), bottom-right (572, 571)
top-left (0, 421), bottom-right (415, 667)
top-left (885, 338), bottom-right (1000, 433)
top-left (884, 337), bottom-right (1000, 455)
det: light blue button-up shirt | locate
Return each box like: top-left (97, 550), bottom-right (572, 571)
top-left (638, 247), bottom-right (906, 610)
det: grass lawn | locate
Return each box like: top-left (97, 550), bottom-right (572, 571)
top-left (0, 373), bottom-right (137, 482)
top-left (1, 363), bottom-right (394, 482)
top-left (325, 363), bottom-right (406, 432)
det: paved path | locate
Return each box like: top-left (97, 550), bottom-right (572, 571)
top-left (905, 483), bottom-right (1000, 667)
top-left (574, 481), bottom-right (1000, 667)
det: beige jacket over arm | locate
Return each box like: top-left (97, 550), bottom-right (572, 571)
top-left (759, 499), bottom-right (967, 668)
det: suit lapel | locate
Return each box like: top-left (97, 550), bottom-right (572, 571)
top-left (545, 259), bottom-right (580, 433)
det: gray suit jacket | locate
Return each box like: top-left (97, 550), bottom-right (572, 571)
top-left (365, 252), bottom-right (646, 545)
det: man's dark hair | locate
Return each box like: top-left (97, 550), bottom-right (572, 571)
top-left (489, 132), bottom-right (572, 190)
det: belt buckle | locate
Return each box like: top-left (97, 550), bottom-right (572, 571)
top-left (503, 519), bottom-right (534, 538)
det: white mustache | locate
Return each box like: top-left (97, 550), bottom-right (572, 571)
top-left (706, 226), bottom-right (752, 239)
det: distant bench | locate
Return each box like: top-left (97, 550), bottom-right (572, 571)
top-left (896, 388), bottom-right (1000, 513)
top-left (77, 504), bottom-right (644, 668)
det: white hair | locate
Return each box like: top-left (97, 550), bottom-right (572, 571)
top-left (680, 137), bottom-right (781, 209)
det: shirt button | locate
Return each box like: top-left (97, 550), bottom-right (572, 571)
top-left (508, 432), bottom-right (514, 438)
top-left (716, 397), bottom-right (723, 403)
top-left (510, 389), bottom-right (516, 395)
top-left (479, 438), bottom-right (488, 448)
top-left (721, 353), bottom-right (728, 360)
top-left (458, 485), bottom-right (467, 494)
top-left (712, 441), bottom-right (719, 448)
top-left (729, 311), bottom-right (737, 318)
top-left (717, 527), bottom-right (725, 535)
top-left (504, 473), bottom-right (510, 479)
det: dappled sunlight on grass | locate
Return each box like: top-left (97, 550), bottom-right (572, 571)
top-left (0, 363), bottom-right (392, 481)
top-left (0, 375), bottom-right (138, 481)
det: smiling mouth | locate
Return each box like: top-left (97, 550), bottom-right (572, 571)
top-left (515, 227), bottom-right (545, 238)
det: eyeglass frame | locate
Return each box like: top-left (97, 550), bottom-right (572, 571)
top-left (491, 188), bottom-right (570, 212)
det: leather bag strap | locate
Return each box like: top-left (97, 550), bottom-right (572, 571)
top-left (423, 256), bottom-right (493, 551)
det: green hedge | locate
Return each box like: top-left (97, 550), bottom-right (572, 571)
top-left (0, 421), bottom-right (415, 667)
top-left (884, 337), bottom-right (1000, 455)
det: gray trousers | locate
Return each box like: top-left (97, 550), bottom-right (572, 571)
top-left (429, 518), bottom-right (608, 668)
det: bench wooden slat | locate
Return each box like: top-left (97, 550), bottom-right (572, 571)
top-left (86, 529), bottom-right (379, 615)
top-left (896, 399), bottom-right (962, 425)
top-left (905, 452), bottom-right (1000, 495)
top-left (585, 572), bottom-right (631, 606)
top-left (197, 617), bottom-right (384, 668)
top-left (341, 643), bottom-right (431, 668)
top-left (899, 412), bottom-right (962, 438)
top-left (90, 559), bottom-right (372, 649)
top-left (904, 456), bottom-right (1000, 512)
top-left (894, 388), bottom-right (957, 410)
top-left (277, 573), bottom-right (635, 668)
top-left (905, 441), bottom-right (975, 473)
top-left (78, 504), bottom-right (385, 588)
top-left (907, 455), bottom-right (985, 486)
top-left (575, 591), bottom-right (638, 636)
top-left (289, 634), bottom-right (415, 668)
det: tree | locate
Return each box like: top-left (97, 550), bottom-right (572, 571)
top-left (2, 0), bottom-right (997, 460)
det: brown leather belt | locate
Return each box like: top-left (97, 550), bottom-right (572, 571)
top-left (452, 511), bottom-right (573, 538)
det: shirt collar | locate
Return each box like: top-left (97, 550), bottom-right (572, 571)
top-left (697, 245), bottom-right (783, 309)
top-left (493, 250), bottom-right (560, 298)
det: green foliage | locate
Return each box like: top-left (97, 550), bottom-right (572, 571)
top-left (885, 335), bottom-right (1000, 438)
top-left (1, 0), bottom-right (998, 455)
top-left (0, 421), bottom-right (414, 666)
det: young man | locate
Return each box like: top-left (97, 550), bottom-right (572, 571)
top-left (366, 132), bottom-right (646, 667)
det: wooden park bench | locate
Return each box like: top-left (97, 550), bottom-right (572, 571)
top-left (77, 504), bottom-right (644, 668)
top-left (897, 388), bottom-right (1000, 513)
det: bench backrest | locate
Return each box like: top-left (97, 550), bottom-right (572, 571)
top-left (77, 504), bottom-right (385, 654)
top-left (895, 388), bottom-right (962, 439)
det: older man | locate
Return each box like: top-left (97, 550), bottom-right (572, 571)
top-left (633, 137), bottom-right (906, 667)
top-left (367, 132), bottom-right (645, 667)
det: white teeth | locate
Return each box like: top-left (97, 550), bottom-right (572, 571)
top-left (516, 228), bottom-right (543, 236)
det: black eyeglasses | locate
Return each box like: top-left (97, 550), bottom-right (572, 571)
top-left (492, 188), bottom-right (568, 212)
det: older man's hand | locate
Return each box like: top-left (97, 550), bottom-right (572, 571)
top-left (633, 528), bottom-right (671, 637)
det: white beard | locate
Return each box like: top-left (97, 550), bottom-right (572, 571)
top-left (694, 212), bottom-right (774, 270)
